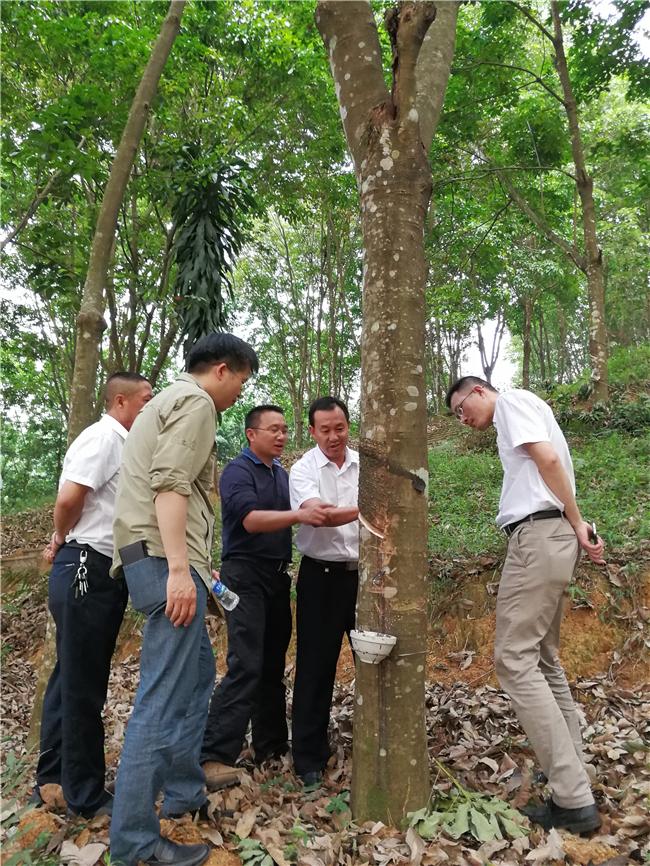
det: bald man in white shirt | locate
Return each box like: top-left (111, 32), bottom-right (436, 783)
top-left (447, 376), bottom-right (605, 835)
top-left (34, 372), bottom-right (152, 819)
top-left (289, 396), bottom-right (359, 787)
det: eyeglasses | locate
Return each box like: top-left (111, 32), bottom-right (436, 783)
top-left (454, 389), bottom-right (476, 419)
top-left (250, 426), bottom-right (290, 436)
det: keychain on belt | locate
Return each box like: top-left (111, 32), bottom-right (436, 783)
top-left (72, 549), bottom-right (89, 597)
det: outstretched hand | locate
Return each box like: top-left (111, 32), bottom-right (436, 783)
top-left (299, 503), bottom-right (335, 527)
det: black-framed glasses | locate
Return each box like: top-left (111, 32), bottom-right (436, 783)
top-left (454, 389), bottom-right (475, 419)
top-left (249, 425), bottom-right (290, 435)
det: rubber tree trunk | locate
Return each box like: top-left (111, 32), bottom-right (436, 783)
top-left (67, 0), bottom-right (186, 444)
top-left (550, 1), bottom-right (608, 402)
top-left (316, 0), bottom-right (458, 824)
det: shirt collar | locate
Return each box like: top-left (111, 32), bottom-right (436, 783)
top-left (176, 371), bottom-right (205, 391)
top-left (315, 445), bottom-right (358, 470)
top-left (242, 446), bottom-right (281, 469)
top-left (102, 413), bottom-right (129, 440)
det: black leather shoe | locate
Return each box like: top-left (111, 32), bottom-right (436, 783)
top-left (300, 770), bottom-right (323, 788)
top-left (143, 838), bottom-right (210, 866)
top-left (522, 799), bottom-right (601, 834)
top-left (67, 791), bottom-right (113, 819)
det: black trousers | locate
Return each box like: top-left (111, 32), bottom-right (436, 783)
top-left (37, 543), bottom-right (128, 814)
top-left (201, 558), bottom-right (292, 765)
top-left (291, 556), bottom-right (358, 776)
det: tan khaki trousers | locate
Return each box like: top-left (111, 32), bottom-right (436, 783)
top-left (495, 516), bottom-right (594, 809)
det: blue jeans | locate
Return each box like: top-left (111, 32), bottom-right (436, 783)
top-left (110, 559), bottom-right (215, 866)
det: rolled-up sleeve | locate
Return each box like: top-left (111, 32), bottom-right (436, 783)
top-left (219, 463), bottom-right (257, 526)
top-left (150, 396), bottom-right (215, 496)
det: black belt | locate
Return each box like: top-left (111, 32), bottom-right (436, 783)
top-left (502, 509), bottom-right (563, 538)
top-left (304, 555), bottom-right (358, 572)
top-left (227, 556), bottom-right (290, 573)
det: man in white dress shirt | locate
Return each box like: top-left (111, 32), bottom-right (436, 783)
top-left (289, 396), bottom-right (359, 786)
top-left (447, 376), bottom-right (605, 834)
top-left (35, 372), bottom-right (152, 818)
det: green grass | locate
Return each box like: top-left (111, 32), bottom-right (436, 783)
top-left (427, 430), bottom-right (650, 556)
top-left (428, 442), bottom-right (503, 556)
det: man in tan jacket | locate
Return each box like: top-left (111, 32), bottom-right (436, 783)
top-left (110, 333), bottom-right (258, 866)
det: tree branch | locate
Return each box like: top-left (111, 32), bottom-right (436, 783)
top-left (476, 148), bottom-right (586, 272)
top-left (416, 0), bottom-right (460, 150)
top-left (315, 0), bottom-right (390, 171)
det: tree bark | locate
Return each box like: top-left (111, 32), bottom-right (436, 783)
top-left (67, 0), bottom-right (186, 444)
top-left (550, 1), bottom-right (608, 402)
top-left (316, 0), bottom-right (457, 824)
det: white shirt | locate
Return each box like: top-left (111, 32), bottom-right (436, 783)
top-left (493, 389), bottom-right (576, 528)
top-left (60, 414), bottom-right (128, 557)
top-left (290, 445), bottom-right (359, 561)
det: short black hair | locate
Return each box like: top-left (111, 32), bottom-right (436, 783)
top-left (445, 376), bottom-right (497, 409)
top-left (245, 404), bottom-right (284, 432)
top-left (105, 372), bottom-right (150, 407)
top-left (308, 395), bottom-right (350, 427)
top-left (186, 332), bottom-right (259, 375)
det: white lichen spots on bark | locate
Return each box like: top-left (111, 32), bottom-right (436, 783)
top-left (414, 365), bottom-right (423, 374)
top-left (404, 402), bottom-right (417, 412)
top-left (390, 408), bottom-right (397, 416)
top-left (371, 321), bottom-right (380, 333)
top-left (417, 664), bottom-right (424, 673)
top-left (393, 253), bottom-right (400, 261)
top-left (379, 748), bottom-right (387, 757)
top-left (410, 759), bottom-right (417, 766)
top-left (357, 694), bottom-right (363, 705)
top-left (344, 72), bottom-right (350, 81)
top-left (340, 105), bottom-right (347, 121)
top-left (380, 156), bottom-right (393, 171)
top-left (407, 385), bottom-right (419, 397)
top-left (408, 108), bottom-right (419, 122)
top-left (383, 586), bottom-right (397, 599)
top-left (389, 270), bottom-right (396, 278)
top-left (391, 149), bottom-right (400, 159)
top-left (358, 41), bottom-right (365, 48)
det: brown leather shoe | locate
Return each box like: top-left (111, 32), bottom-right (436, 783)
top-left (202, 761), bottom-right (241, 791)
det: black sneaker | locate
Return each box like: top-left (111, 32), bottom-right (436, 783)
top-left (143, 838), bottom-right (210, 866)
top-left (522, 799), bottom-right (601, 834)
top-left (300, 770), bottom-right (323, 788)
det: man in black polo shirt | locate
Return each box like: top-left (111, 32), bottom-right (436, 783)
top-left (201, 405), bottom-right (331, 790)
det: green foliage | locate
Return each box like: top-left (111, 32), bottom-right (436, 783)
top-left (408, 763), bottom-right (527, 843)
top-left (237, 838), bottom-right (273, 866)
top-left (1, 745), bottom-right (56, 866)
top-left (171, 147), bottom-right (257, 349)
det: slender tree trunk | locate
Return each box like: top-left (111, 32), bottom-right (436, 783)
top-left (550, 1), bottom-right (608, 401)
top-left (67, 0), bottom-right (186, 443)
top-left (522, 295), bottom-right (532, 390)
top-left (316, 0), bottom-right (458, 823)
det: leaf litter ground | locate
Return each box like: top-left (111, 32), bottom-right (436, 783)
top-left (1, 556), bottom-right (648, 866)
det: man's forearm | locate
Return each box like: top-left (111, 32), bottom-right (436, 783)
top-left (154, 490), bottom-right (190, 571)
top-left (526, 443), bottom-right (582, 528)
top-left (52, 482), bottom-right (89, 541)
top-left (243, 510), bottom-right (302, 533)
top-left (324, 506), bottom-right (359, 527)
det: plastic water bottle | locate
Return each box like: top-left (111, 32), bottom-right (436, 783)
top-left (212, 578), bottom-right (239, 611)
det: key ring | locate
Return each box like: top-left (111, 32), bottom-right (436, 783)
top-left (73, 549), bottom-right (89, 597)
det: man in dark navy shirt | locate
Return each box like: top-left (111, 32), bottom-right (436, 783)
top-left (201, 405), bottom-right (331, 790)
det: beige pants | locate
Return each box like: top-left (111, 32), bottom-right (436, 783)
top-left (495, 516), bottom-right (594, 809)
